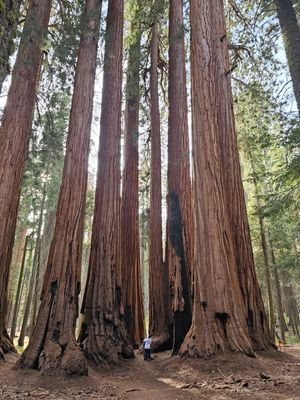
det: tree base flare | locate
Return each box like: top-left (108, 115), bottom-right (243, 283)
top-left (0, 330), bottom-right (16, 360)
top-left (179, 329), bottom-right (255, 359)
top-left (18, 339), bottom-right (88, 376)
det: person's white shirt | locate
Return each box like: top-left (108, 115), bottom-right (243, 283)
top-left (143, 337), bottom-right (152, 349)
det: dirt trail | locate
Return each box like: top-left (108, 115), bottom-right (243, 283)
top-left (0, 346), bottom-right (299, 399)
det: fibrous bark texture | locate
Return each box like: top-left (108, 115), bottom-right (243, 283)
top-left (181, 0), bottom-right (256, 358)
top-left (167, 0), bottom-right (192, 355)
top-left (0, 0), bottom-right (21, 93)
top-left (0, 0), bottom-right (52, 360)
top-left (121, 15), bottom-right (145, 347)
top-left (276, 0), bottom-right (300, 116)
top-left (79, 0), bottom-right (134, 365)
top-left (148, 19), bottom-right (171, 351)
top-left (213, 0), bottom-right (274, 351)
top-left (17, 0), bottom-right (102, 376)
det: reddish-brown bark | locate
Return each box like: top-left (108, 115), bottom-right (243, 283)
top-left (167, 0), bottom-right (193, 355)
top-left (181, 0), bottom-right (255, 358)
top-left (121, 16), bottom-right (145, 347)
top-left (148, 19), bottom-right (171, 351)
top-left (213, 0), bottom-right (274, 351)
top-left (17, 0), bottom-right (102, 375)
top-left (0, 0), bottom-right (52, 360)
top-left (79, 0), bottom-right (134, 365)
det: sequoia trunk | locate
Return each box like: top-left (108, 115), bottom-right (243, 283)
top-left (167, 0), bottom-right (192, 355)
top-left (181, 0), bottom-right (255, 358)
top-left (212, 0), bottom-right (273, 351)
top-left (148, 18), bottom-right (171, 351)
top-left (121, 14), bottom-right (145, 347)
top-left (275, 0), bottom-right (300, 116)
top-left (17, 0), bottom-right (102, 375)
top-left (79, 0), bottom-right (134, 365)
top-left (0, 0), bottom-right (51, 359)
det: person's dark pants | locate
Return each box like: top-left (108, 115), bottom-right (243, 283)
top-left (143, 348), bottom-right (150, 360)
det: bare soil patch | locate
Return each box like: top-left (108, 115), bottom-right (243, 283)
top-left (0, 346), bottom-right (299, 399)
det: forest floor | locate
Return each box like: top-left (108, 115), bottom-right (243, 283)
top-left (0, 345), bottom-right (300, 400)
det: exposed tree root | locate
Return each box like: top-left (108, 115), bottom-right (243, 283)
top-left (0, 330), bottom-right (16, 359)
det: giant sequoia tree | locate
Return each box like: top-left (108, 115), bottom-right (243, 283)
top-left (215, 1), bottom-right (274, 350)
top-left (167, 0), bottom-right (192, 355)
top-left (180, 0), bottom-right (257, 358)
top-left (79, 0), bottom-right (134, 365)
top-left (0, 0), bottom-right (52, 360)
top-left (17, 0), bottom-right (102, 375)
top-left (121, 1), bottom-right (144, 348)
top-left (148, 8), bottom-right (171, 350)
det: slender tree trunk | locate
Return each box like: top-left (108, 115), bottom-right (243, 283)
top-left (17, 0), bottom-right (102, 375)
top-left (215, 0), bottom-right (273, 351)
top-left (121, 12), bottom-right (144, 348)
top-left (0, 0), bottom-right (52, 359)
top-left (17, 239), bottom-right (34, 335)
top-left (181, 0), bottom-right (255, 358)
top-left (0, 0), bottom-right (22, 93)
top-left (79, 0), bottom-right (134, 365)
top-left (148, 18), bottom-right (171, 351)
top-left (249, 163), bottom-right (275, 341)
top-left (7, 225), bottom-right (27, 329)
top-left (275, 0), bottom-right (300, 115)
top-left (281, 273), bottom-right (300, 337)
top-left (167, 0), bottom-right (192, 355)
top-left (268, 234), bottom-right (286, 341)
top-left (18, 190), bottom-right (45, 348)
top-left (10, 236), bottom-right (29, 341)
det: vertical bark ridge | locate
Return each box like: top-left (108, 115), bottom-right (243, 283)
top-left (181, 0), bottom-right (255, 358)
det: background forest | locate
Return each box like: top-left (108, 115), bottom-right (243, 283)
top-left (0, 0), bottom-right (299, 379)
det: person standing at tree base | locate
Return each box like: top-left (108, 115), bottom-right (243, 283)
top-left (143, 336), bottom-right (152, 361)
